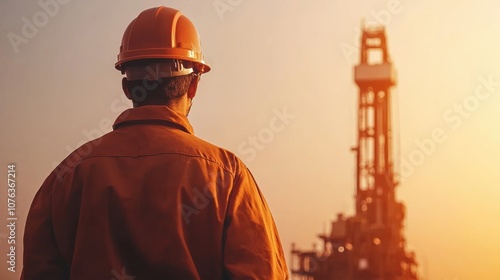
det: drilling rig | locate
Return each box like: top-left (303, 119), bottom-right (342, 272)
top-left (291, 26), bottom-right (419, 280)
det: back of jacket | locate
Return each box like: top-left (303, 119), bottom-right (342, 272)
top-left (21, 106), bottom-right (288, 280)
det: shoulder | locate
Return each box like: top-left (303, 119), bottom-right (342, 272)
top-left (184, 133), bottom-right (248, 177)
top-left (50, 132), bottom-right (112, 183)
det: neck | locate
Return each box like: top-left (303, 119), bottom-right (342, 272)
top-left (134, 95), bottom-right (191, 117)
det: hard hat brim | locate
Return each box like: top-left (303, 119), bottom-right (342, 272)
top-left (116, 49), bottom-right (210, 74)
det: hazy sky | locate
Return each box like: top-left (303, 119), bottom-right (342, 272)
top-left (1, 0), bottom-right (499, 279)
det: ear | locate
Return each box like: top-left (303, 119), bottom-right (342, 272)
top-left (187, 74), bottom-right (200, 100)
top-left (122, 77), bottom-right (132, 100)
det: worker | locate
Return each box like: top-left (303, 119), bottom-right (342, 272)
top-left (21, 6), bottom-right (289, 280)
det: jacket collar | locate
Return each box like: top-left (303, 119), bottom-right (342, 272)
top-left (112, 105), bottom-right (194, 134)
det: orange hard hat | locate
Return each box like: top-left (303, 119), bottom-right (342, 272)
top-left (115, 6), bottom-right (210, 76)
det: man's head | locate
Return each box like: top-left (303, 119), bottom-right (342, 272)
top-left (121, 59), bottom-right (200, 111)
top-left (115, 7), bottom-right (210, 114)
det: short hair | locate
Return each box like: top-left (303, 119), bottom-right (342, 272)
top-left (122, 59), bottom-right (194, 106)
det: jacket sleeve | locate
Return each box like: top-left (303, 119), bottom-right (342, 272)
top-left (223, 167), bottom-right (289, 279)
top-left (21, 172), bottom-right (69, 280)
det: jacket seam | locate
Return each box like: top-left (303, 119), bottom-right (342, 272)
top-left (60, 151), bottom-right (235, 178)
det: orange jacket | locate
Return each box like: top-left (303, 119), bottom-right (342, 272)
top-left (22, 105), bottom-right (289, 280)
